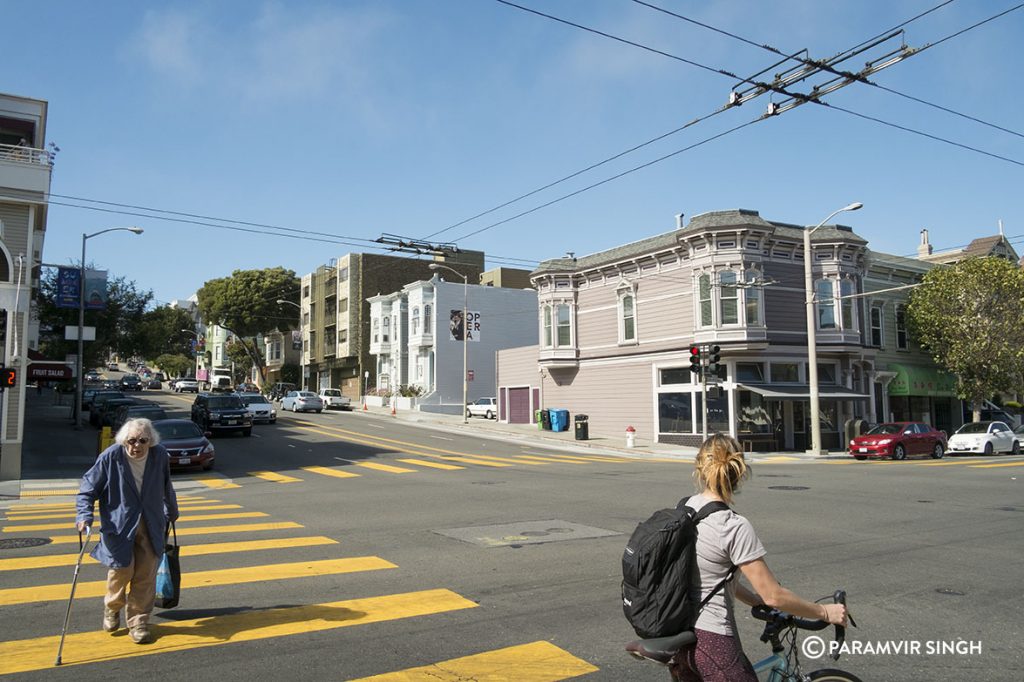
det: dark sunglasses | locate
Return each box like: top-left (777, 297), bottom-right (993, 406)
top-left (126, 438), bottom-right (150, 446)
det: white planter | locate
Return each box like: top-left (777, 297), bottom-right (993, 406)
top-left (364, 395), bottom-right (386, 408)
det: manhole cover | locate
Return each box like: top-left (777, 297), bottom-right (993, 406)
top-left (936, 588), bottom-right (965, 596)
top-left (996, 506), bottom-right (1019, 512)
top-left (435, 520), bottom-right (621, 547)
top-left (767, 485), bottom-right (810, 491)
top-left (918, 500), bottom-right (934, 504)
top-left (0, 538), bottom-right (52, 550)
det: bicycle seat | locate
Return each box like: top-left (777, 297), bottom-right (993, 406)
top-left (626, 631), bottom-right (697, 665)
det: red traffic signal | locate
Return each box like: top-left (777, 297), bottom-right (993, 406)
top-left (689, 345), bottom-right (702, 373)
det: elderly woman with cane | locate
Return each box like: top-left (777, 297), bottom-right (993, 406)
top-left (76, 417), bottom-right (178, 644)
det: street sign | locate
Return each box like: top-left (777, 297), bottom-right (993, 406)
top-left (64, 326), bottom-right (96, 341)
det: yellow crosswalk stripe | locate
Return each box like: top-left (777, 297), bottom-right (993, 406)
top-left (191, 475), bottom-right (240, 489)
top-left (521, 453), bottom-right (616, 463)
top-left (2, 511), bottom-right (268, 533)
top-left (969, 461), bottom-right (1024, 468)
top-left (436, 455), bottom-right (512, 468)
top-left (0, 536), bottom-right (338, 572)
top-left (2, 503), bottom-right (243, 521)
top-left (0, 589), bottom-right (477, 675)
top-left (0, 556), bottom-right (396, 606)
top-left (46, 521), bottom-right (304, 544)
top-left (356, 461), bottom-right (417, 474)
top-left (397, 458), bottom-right (464, 470)
top-left (820, 460), bottom-right (861, 465)
top-left (19, 489), bottom-right (82, 497)
top-left (514, 455), bottom-right (584, 465)
top-left (348, 640), bottom-right (598, 681)
top-left (301, 465), bottom-right (360, 479)
top-left (249, 471), bottom-right (302, 483)
top-left (1, 497), bottom-right (213, 512)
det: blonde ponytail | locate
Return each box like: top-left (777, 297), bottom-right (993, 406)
top-left (693, 434), bottom-right (750, 504)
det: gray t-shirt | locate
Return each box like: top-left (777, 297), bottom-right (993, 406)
top-left (685, 493), bottom-right (767, 636)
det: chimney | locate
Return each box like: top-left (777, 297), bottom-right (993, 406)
top-left (675, 213), bottom-right (685, 229)
top-left (918, 229), bottom-right (932, 257)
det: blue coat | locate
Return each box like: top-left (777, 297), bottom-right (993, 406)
top-left (76, 443), bottom-right (179, 568)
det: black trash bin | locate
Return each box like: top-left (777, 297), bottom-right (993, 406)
top-left (541, 409), bottom-right (551, 431)
top-left (574, 414), bottom-right (589, 440)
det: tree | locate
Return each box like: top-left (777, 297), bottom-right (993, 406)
top-left (36, 267), bottom-right (152, 369)
top-left (907, 257), bottom-right (1024, 420)
top-left (225, 339), bottom-right (254, 383)
top-left (154, 353), bottom-right (193, 379)
top-left (138, 306), bottom-right (198, 362)
top-left (195, 268), bottom-right (299, 383)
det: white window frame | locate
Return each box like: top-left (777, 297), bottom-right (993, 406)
top-left (744, 269), bottom-right (762, 326)
top-left (411, 306), bottom-right (420, 336)
top-left (816, 278), bottom-right (836, 330)
top-left (719, 270), bottom-right (739, 325)
top-left (618, 285), bottom-right (637, 345)
top-left (895, 304), bottom-right (909, 350)
top-left (839, 278), bottom-right (856, 330)
top-left (870, 302), bottom-right (884, 348)
top-left (697, 274), bottom-right (712, 327)
top-left (541, 305), bottom-right (553, 347)
top-left (555, 303), bottom-right (572, 347)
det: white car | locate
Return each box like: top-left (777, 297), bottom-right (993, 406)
top-left (319, 388), bottom-right (352, 410)
top-left (281, 390), bottom-right (324, 413)
top-left (466, 397), bottom-right (497, 419)
top-left (173, 378), bottom-right (200, 393)
top-left (947, 421), bottom-right (1020, 455)
top-left (237, 393), bottom-right (277, 424)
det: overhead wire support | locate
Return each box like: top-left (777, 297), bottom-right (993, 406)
top-left (375, 234), bottom-right (461, 256)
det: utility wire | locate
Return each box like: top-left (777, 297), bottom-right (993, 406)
top-left (631, 0), bottom-right (1024, 141)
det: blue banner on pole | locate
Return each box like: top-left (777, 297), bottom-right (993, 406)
top-left (83, 270), bottom-right (108, 310)
top-left (55, 267), bottom-right (80, 309)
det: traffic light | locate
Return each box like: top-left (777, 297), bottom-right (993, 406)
top-left (707, 345), bottom-right (721, 374)
top-left (0, 367), bottom-right (16, 390)
top-left (689, 345), bottom-right (701, 374)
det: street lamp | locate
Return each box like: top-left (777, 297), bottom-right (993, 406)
top-left (805, 202), bottom-right (862, 455)
top-left (277, 300), bottom-right (304, 390)
top-left (429, 263), bottom-right (469, 424)
top-left (75, 226), bottom-right (143, 429)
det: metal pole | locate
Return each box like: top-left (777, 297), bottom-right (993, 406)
top-left (74, 234), bottom-right (86, 429)
top-left (462, 275), bottom-right (468, 424)
top-left (804, 227), bottom-right (821, 455)
top-left (701, 344), bottom-right (708, 440)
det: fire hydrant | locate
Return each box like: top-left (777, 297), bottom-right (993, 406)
top-left (626, 425), bottom-right (636, 448)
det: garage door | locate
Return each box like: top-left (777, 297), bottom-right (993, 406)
top-left (507, 387), bottom-right (531, 424)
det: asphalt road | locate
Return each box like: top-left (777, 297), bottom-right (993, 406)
top-left (1, 386), bottom-right (1022, 680)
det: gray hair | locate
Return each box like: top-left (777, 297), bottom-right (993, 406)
top-left (115, 418), bottom-right (161, 447)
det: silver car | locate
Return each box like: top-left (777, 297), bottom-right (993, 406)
top-left (281, 390), bottom-right (324, 413)
top-left (238, 393), bottom-right (277, 424)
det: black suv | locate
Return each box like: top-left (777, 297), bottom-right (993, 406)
top-left (190, 393), bottom-right (253, 436)
top-left (120, 374), bottom-right (143, 391)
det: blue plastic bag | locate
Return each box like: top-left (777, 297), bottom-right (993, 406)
top-left (155, 523), bottom-right (180, 609)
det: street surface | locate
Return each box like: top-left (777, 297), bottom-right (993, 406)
top-left (1, 384), bottom-right (1022, 680)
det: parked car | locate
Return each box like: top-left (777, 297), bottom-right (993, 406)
top-left (466, 397), bottom-right (498, 420)
top-left (95, 397), bottom-right (141, 428)
top-left (174, 378), bottom-right (200, 393)
top-left (190, 393), bottom-right (252, 436)
top-left (145, 378), bottom-right (162, 390)
top-left (848, 421), bottom-right (947, 460)
top-left (111, 403), bottom-right (168, 433)
top-left (281, 391), bottom-right (323, 413)
top-left (318, 388), bottom-right (352, 410)
top-left (102, 379), bottom-right (120, 390)
top-left (237, 392), bottom-right (276, 423)
top-left (120, 374), bottom-right (143, 391)
top-left (947, 421), bottom-right (1020, 455)
top-left (85, 370), bottom-right (102, 382)
top-left (107, 363), bottom-right (119, 371)
top-left (87, 391), bottom-right (126, 426)
top-left (153, 419), bottom-right (215, 471)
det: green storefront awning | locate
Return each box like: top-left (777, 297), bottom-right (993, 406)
top-left (887, 363), bottom-right (956, 397)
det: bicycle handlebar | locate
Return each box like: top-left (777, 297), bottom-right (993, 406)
top-left (832, 590), bottom-right (846, 661)
top-left (751, 589), bottom-right (856, 661)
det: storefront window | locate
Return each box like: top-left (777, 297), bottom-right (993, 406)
top-left (737, 390), bottom-right (771, 434)
top-left (695, 392), bottom-right (730, 434)
top-left (659, 393), bottom-right (694, 433)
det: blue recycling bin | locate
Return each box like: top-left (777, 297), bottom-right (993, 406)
top-left (549, 408), bottom-right (570, 432)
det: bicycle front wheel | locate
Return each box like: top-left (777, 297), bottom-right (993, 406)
top-left (806, 669), bottom-right (864, 682)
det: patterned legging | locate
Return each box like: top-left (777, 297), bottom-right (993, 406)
top-left (669, 629), bottom-right (757, 682)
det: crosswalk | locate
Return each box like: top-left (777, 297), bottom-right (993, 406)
top-left (0, 492), bottom-right (599, 678)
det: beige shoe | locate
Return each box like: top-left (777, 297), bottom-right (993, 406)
top-left (129, 625), bottom-right (152, 644)
top-left (102, 609), bottom-right (120, 633)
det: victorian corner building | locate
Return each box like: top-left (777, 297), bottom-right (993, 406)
top-left (497, 209), bottom-right (1016, 451)
top-left (0, 92), bottom-right (50, 480)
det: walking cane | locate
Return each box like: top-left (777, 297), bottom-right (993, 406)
top-left (55, 525), bottom-right (92, 666)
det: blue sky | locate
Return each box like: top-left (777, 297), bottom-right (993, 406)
top-left (6, 0), bottom-right (1023, 305)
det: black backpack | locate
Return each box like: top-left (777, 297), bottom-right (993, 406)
top-left (621, 496), bottom-right (732, 638)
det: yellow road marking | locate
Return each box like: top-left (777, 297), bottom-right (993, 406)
top-left (514, 455), bottom-right (580, 465)
top-left (1, 497), bottom-right (212, 512)
top-left (760, 456), bottom-right (801, 462)
top-left (916, 460), bottom-right (979, 466)
top-left (19, 489), bottom-right (82, 497)
top-left (524, 453), bottom-right (629, 463)
top-left (969, 461), bottom-right (1024, 468)
top-left (2, 503), bottom-right (243, 521)
top-left (249, 471), bottom-right (302, 483)
top-left (0, 536), bottom-right (338, 572)
top-left (301, 465), bottom-right (361, 479)
top-left (46, 521), bottom-right (304, 544)
top-left (0, 556), bottom-right (395, 606)
top-left (349, 640), bottom-right (598, 681)
top-left (191, 475), bottom-right (240, 489)
top-left (3, 511), bottom-right (268, 533)
top-left (355, 462), bottom-right (417, 474)
top-left (0, 589), bottom-right (476, 675)
top-left (436, 455), bottom-right (512, 468)
top-left (397, 458), bottom-right (464, 470)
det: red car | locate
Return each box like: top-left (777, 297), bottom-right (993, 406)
top-left (849, 422), bottom-right (947, 461)
top-left (153, 419), bottom-right (216, 471)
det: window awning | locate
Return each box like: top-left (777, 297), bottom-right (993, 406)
top-left (885, 363), bottom-right (956, 397)
top-left (737, 384), bottom-right (870, 400)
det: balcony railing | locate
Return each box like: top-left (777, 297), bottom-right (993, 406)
top-left (0, 143), bottom-right (53, 167)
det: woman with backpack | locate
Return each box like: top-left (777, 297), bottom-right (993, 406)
top-left (671, 434), bottom-right (848, 682)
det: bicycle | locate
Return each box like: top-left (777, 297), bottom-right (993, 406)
top-left (626, 589), bottom-right (861, 681)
